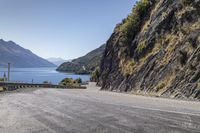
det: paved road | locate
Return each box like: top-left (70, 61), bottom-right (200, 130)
top-left (0, 83), bottom-right (200, 133)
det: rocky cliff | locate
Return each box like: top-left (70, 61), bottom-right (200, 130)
top-left (99, 0), bottom-right (200, 100)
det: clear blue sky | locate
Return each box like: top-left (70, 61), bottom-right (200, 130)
top-left (0, 0), bottom-right (136, 59)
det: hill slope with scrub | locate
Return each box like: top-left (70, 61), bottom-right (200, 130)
top-left (99, 0), bottom-right (200, 100)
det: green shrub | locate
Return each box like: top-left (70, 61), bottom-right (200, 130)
top-left (60, 78), bottom-right (74, 85)
top-left (0, 78), bottom-right (6, 82)
top-left (74, 78), bottom-right (82, 84)
top-left (136, 42), bottom-right (147, 52)
top-left (120, 0), bottom-right (153, 45)
top-left (59, 78), bottom-right (82, 86)
top-left (90, 69), bottom-right (100, 82)
top-left (188, 36), bottom-right (198, 48)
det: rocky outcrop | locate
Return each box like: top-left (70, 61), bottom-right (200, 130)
top-left (99, 0), bottom-right (200, 100)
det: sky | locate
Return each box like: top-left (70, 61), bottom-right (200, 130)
top-left (0, 0), bottom-right (136, 60)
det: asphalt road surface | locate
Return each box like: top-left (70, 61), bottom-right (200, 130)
top-left (0, 82), bottom-right (200, 133)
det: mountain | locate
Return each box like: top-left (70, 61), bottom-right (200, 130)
top-left (0, 39), bottom-right (56, 68)
top-left (99, 0), bottom-right (200, 100)
top-left (57, 44), bottom-right (106, 74)
top-left (46, 57), bottom-right (68, 66)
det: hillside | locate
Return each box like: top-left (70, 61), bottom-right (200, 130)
top-left (99, 0), bottom-right (200, 100)
top-left (57, 44), bottom-right (106, 74)
top-left (0, 39), bottom-right (56, 68)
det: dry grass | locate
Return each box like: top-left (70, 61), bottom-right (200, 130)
top-left (120, 58), bottom-right (137, 76)
top-left (120, 40), bottom-right (161, 76)
top-left (139, 40), bottom-right (161, 68)
top-left (197, 82), bottom-right (200, 89)
top-left (136, 41), bottom-right (147, 52)
top-left (141, 0), bottom-right (163, 33)
top-left (159, 33), bottom-right (179, 65)
top-left (156, 71), bottom-right (176, 96)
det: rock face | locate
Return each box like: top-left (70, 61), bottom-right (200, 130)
top-left (0, 39), bottom-right (56, 68)
top-left (57, 44), bottom-right (106, 74)
top-left (99, 0), bottom-right (200, 100)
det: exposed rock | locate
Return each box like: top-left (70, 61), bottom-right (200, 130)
top-left (99, 0), bottom-right (200, 100)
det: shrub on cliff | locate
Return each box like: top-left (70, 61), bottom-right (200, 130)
top-left (179, 50), bottom-right (188, 66)
top-left (120, 0), bottom-right (153, 45)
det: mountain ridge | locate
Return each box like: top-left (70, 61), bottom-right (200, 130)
top-left (0, 39), bottom-right (56, 68)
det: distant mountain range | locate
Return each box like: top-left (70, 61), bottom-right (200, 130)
top-left (46, 57), bottom-right (69, 66)
top-left (56, 44), bottom-right (106, 74)
top-left (0, 39), bottom-right (56, 68)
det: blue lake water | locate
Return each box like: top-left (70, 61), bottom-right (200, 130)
top-left (0, 67), bottom-right (90, 84)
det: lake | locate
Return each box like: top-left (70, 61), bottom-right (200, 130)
top-left (0, 67), bottom-right (90, 84)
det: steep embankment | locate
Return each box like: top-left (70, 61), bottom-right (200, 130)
top-left (57, 44), bottom-right (105, 74)
top-left (0, 39), bottom-right (56, 68)
top-left (99, 0), bottom-right (200, 100)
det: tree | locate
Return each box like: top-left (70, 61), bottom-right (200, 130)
top-left (90, 69), bottom-right (100, 82)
